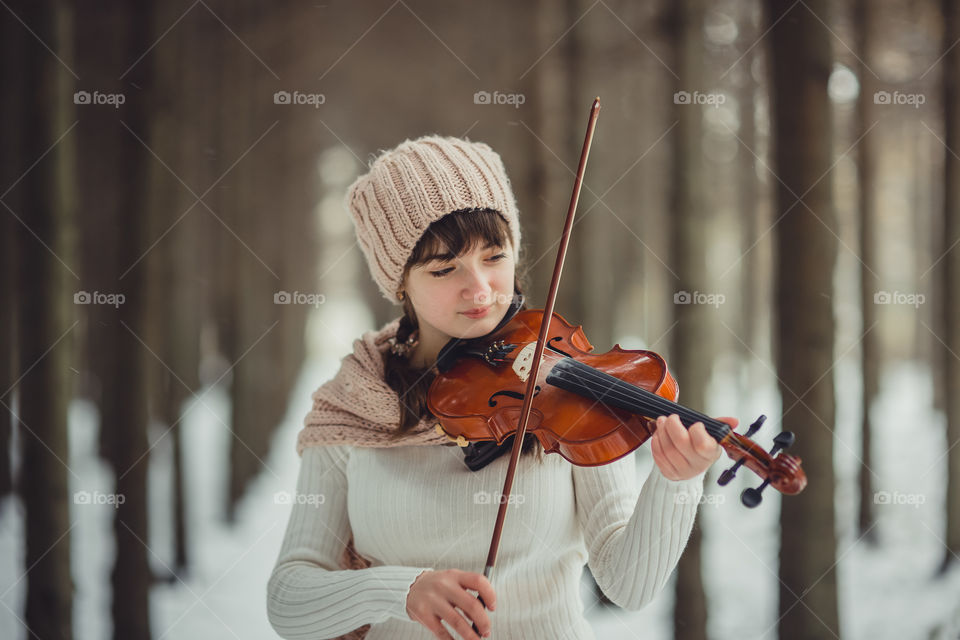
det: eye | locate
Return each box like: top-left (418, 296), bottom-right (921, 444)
top-left (428, 252), bottom-right (507, 278)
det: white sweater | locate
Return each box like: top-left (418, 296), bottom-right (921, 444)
top-left (266, 441), bottom-right (704, 639)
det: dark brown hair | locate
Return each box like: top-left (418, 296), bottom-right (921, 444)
top-left (384, 209), bottom-right (541, 459)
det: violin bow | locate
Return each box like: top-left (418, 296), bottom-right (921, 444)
top-left (473, 98), bottom-right (601, 622)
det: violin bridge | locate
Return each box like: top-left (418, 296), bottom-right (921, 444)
top-left (512, 343), bottom-right (536, 382)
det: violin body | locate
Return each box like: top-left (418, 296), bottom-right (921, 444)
top-left (429, 309), bottom-right (677, 466)
top-left (428, 309), bottom-right (807, 500)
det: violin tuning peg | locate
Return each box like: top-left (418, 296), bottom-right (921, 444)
top-left (744, 414), bottom-right (766, 438)
top-left (772, 430), bottom-right (795, 452)
top-left (717, 459), bottom-right (745, 486)
top-left (483, 340), bottom-right (517, 365)
top-left (741, 478), bottom-right (771, 508)
top-left (718, 415), bottom-right (768, 487)
top-left (741, 487), bottom-right (763, 508)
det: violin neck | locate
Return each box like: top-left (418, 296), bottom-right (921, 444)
top-left (544, 357), bottom-right (732, 442)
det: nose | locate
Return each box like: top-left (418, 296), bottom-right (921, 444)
top-left (461, 266), bottom-right (492, 304)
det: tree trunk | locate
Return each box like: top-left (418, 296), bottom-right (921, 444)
top-left (0, 0), bottom-right (30, 500)
top-left (16, 0), bottom-right (76, 636)
top-left (736, 2), bottom-right (765, 372)
top-left (940, 0), bottom-right (960, 574)
top-left (532, 0), bottom-right (582, 308)
top-left (766, 1), bottom-right (841, 638)
top-left (669, 1), bottom-right (710, 638)
top-left (107, 2), bottom-right (155, 637)
top-left (224, 0), bottom-right (276, 521)
top-left (74, 2), bottom-right (126, 466)
top-left (854, 0), bottom-right (879, 545)
top-left (144, 1), bottom-right (203, 575)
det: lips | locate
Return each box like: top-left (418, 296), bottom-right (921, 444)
top-left (461, 306), bottom-right (491, 318)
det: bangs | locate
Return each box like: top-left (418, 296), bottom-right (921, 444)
top-left (407, 209), bottom-right (512, 268)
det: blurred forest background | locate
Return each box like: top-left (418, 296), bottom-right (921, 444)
top-left (2, 0), bottom-right (959, 638)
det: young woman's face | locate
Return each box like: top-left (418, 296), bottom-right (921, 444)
top-left (404, 239), bottom-right (515, 346)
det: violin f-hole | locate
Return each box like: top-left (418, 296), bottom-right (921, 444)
top-left (546, 337), bottom-right (575, 358)
top-left (488, 386), bottom-right (542, 406)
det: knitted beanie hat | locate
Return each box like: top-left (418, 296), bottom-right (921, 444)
top-left (346, 135), bottom-right (522, 305)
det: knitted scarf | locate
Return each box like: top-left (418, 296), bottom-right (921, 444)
top-left (298, 317), bottom-right (449, 453)
top-left (297, 317), bottom-right (451, 640)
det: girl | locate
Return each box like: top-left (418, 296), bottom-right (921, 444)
top-left (266, 136), bottom-right (729, 640)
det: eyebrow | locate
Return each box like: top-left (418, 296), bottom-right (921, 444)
top-left (421, 240), bottom-right (501, 265)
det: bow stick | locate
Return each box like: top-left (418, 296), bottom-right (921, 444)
top-left (471, 97), bottom-right (601, 630)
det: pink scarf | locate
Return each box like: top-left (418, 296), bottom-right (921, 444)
top-left (298, 317), bottom-right (449, 453)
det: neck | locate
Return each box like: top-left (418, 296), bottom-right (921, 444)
top-left (410, 328), bottom-right (446, 370)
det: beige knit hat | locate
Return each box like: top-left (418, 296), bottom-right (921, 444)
top-left (346, 135), bottom-right (522, 305)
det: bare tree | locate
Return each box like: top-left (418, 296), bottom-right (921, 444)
top-left (940, 0), bottom-right (960, 574)
top-left (14, 0), bottom-right (77, 636)
top-left (765, 0), bottom-right (841, 638)
top-left (854, 0), bottom-right (879, 544)
top-left (532, 0), bottom-right (584, 314)
top-left (107, 2), bottom-right (156, 636)
top-left (668, 1), bottom-right (711, 638)
top-left (0, 0), bottom-right (29, 501)
top-left (142, 1), bottom-right (206, 575)
top-left (735, 1), bottom-right (767, 369)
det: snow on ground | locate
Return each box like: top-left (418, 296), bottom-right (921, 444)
top-left (1, 298), bottom-right (959, 639)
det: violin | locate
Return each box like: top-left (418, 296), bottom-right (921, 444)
top-left (427, 307), bottom-right (807, 507)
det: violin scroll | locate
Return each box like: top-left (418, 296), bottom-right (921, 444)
top-left (717, 416), bottom-right (807, 507)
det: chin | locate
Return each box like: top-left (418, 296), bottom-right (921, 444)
top-left (456, 309), bottom-right (503, 338)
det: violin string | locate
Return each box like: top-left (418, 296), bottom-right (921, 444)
top-left (497, 340), bottom-right (733, 440)
top-left (534, 349), bottom-right (678, 420)
top-left (537, 352), bottom-right (686, 420)
top-left (536, 352), bottom-right (732, 441)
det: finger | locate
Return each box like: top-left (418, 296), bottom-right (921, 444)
top-left (715, 416), bottom-right (739, 430)
top-left (670, 417), bottom-right (715, 464)
top-left (688, 422), bottom-right (720, 461)
top-left (651, 425), bottom-right (681, 479)
top-left (450, 589), bottom-right (491, 638)
top-left (460, 572), bottom-right (496, 611)
top-left (441, 604), bottom-right (484, 640)
top-left (658, 416), bottom-right (694, 469)
top-left (660, 414), bottom-right (691, 456)
top-left (425, 614), bottom-right (454, 639)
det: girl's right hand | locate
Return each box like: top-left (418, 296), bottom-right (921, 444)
top-left (405, 569), bottom-right (497, 639)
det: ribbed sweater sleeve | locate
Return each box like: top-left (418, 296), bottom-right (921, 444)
top-left (573, 454), bottom-right (703, 610)
top-left (266, 445), bottom-right (432, 639)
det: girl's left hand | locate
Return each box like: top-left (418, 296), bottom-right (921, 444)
top-left (650, 414), bottom-right (734, 481)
